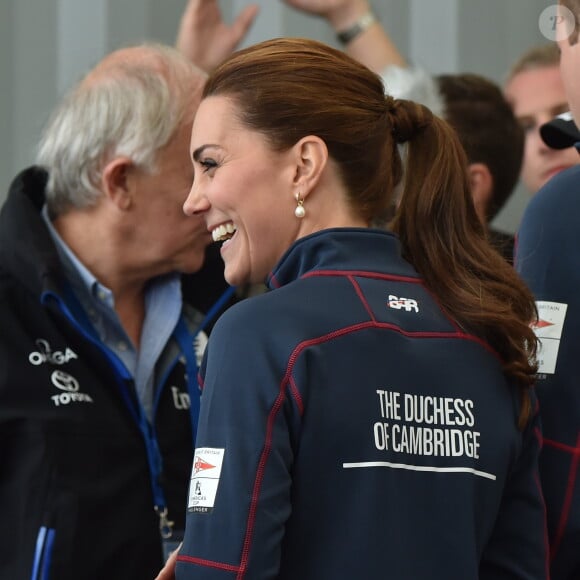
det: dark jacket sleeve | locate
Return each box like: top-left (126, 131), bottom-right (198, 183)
top-left (176, 301), bottom-right (300, 580)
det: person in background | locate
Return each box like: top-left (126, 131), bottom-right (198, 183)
top-left (434, 73), bottom-right (523, 261)
top-left (279, 0), bottom-right (524, 261)
top-left (0, 43), bottom-right (216, 580)
top-left (158, 37), bottom-right (546, 580)
top-left (504, 42), bottom-right (579, 194)
top-left (515, 1), bottom-right (580, 577)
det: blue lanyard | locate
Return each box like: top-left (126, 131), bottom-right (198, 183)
top-left (173, 318), bottom-right (201, 448)
top-left (173, 285), bottom-right (236, 448)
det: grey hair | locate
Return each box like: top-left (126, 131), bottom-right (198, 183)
top-left (36, 43), bottom-right (204, 216)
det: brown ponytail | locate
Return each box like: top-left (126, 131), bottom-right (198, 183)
top-left (389, 99), bottom-right (537, 427)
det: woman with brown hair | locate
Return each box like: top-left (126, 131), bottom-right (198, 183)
top-left (161, 37), bottom-right (547, 580)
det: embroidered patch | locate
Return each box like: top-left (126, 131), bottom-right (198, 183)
top-left (188, 447), bottom-right (225, 513)
top-left (532, 301), bottom-right (568, 375)
top-left (386, 294), bottom-right (419, 313)
top-left (28, 338), bottom-right (78, 366)
top-left (50, 370), bottom-right (94, 406)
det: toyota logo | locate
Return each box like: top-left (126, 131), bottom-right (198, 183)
top-left (51, 370), bottom-right (80, 392)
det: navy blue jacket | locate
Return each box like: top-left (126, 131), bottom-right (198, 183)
top-left (0, 167), bottom-right (208, 580)
top-left (177, 228), bottom-right (548, 579)
top-left (516, 164), bottom-right (580, 580)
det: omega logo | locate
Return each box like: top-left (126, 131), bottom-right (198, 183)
top-left (29, 339), bottom-right (78, 366)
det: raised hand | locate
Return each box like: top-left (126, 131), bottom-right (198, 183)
top-left (176, 0), bottom-right (259, 72)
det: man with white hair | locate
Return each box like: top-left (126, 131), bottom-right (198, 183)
top-left (0, 43), bottom-right (219, 579)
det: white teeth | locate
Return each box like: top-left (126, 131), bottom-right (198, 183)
top-left (211, 222), bottom-right (237, 242)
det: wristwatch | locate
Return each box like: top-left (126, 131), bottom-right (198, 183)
top-left (336, 11), bottom-right (377, 45)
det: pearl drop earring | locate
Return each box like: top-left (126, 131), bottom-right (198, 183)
top-left (294, 192), bottom-right (305, 219)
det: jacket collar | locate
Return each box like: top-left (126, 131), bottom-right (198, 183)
top-left (0, 166), bottom-right (66, 296)
top-left (266, 227), bottom-right (419, 290)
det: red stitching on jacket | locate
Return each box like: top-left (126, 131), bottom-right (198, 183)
top-left (237, 386), bottom-right (288, 579)
top-left (302, 269), bottom-right (421, 284)
top-left (543, 437), bottom-right (580, 454)
top-left (348, 275), bottom-right (376, 322)
top-left (288, 375), bottom-right (304, 416)
top-left (532, 468), bottom-right (551, 578)
top-left (177, 554), bottom-right (240, 572)
top-left (533, 426), bottom-right (551, 576)
top-left (550, 433), bottom-right (580, 560)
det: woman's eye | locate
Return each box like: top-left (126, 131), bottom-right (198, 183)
top-left (200, 158), bottom-right (218, 172)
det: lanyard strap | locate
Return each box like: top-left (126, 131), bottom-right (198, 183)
top-left (173, 285), bottom-right (237, 447)
top-left (173, 317), bottom-right (201, 447)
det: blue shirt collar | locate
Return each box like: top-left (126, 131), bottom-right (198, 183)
top-left (42, 205), bottom-right (105, 301)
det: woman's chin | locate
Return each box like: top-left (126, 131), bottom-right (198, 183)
top-left (223, 267), bottom-right (246, 288)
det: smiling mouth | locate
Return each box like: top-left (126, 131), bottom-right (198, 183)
top-left (212, 222), bottom-right (237, 243)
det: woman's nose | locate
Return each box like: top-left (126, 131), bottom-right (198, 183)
top-left (183, 180), bottom-right (209, 216)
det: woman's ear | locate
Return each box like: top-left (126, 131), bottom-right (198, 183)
top-left (292, 135), bottom-right (328, 199)
top-left (101, 157), bottom-right (135, 210)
